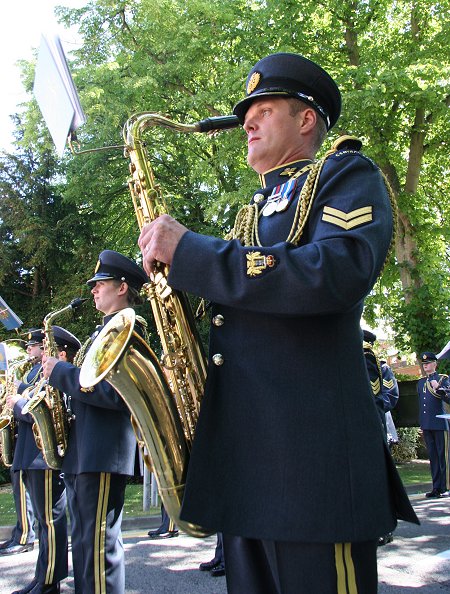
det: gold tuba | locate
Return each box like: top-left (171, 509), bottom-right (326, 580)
top-left (0, 342), bottom-right (33, 467)
top-left (22, 298), bottom-right (86, 469)
top-left (79, 113), bottom-right (239, 537)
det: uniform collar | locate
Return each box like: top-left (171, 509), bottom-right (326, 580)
top-left (102, 309), bottom-right (124, 326)
top-left (258, 159), bottom-right (313, 189)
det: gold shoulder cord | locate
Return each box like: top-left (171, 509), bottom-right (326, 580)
top-left (228, 137), bottom-right (399, 267)
top-left (228, 158), bottom-right (325, 247)
top-left (73, 337), bottom-right (93, 368)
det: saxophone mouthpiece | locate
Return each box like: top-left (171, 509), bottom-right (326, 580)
top-left (197, 115), bottom-right (240, 133)
top-left (69, 298), bottom-right (88, 309)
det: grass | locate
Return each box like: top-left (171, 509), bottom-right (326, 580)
top-left (0, 461), bottom-right (431, 527)
top-left (395, 458), bottom-right (431, 486)
top-left (0, 482), bottom-right (159, 527)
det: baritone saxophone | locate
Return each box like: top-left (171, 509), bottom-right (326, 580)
top-left (79, 113), bottom-right (239, 537)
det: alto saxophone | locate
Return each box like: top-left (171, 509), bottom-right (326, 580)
top-left (22, 298), bottom-right (86, 469)
top-left (0, 354), bottom-right (34, 467)
top-left (79, 113), bottom-right (238, 537)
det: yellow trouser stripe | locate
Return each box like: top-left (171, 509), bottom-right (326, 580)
top-left (94, 473), bottom-right (110, 594)
top-left (44, 470), bottom-right (56, 584)
top-left (335, 543), bottom-right (358, 594)
top-left (18, 471), bottom-right (28, 545)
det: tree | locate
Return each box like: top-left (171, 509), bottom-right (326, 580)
top-left (9, 0), bottom-right (450, 357)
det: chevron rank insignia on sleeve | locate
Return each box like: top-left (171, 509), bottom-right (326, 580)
top-left (370, 378), bottom-right (381, 395)
top-left (322, 206), bottom-right (373, 230)
top-left (383, 378), bottom-right (395, 389)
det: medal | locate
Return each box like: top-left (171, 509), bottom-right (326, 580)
top-left (262, 186), bottom-right (281, 217)
top-left (276, 197), bottom-right (289, 212)
top-left (262, 201), bottom-right (277, 216)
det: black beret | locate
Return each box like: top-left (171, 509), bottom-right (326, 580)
top-left (363, 329), bottom-right (377, 344)
top-left (52, 326), bottom-right (81, 352)
top-left (25, 328), bottom-right (45, 346)
top-left (86, 250), bottom-right (148, 291)
top-left (421, 352), bottom-right (437, 363)
top-left (233, 53), bottom-right (341, 130)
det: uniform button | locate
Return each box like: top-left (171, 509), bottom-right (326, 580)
top-left (212, 314), bottom-right (225, 327)
top-left (212, 354), bottom-right (224, 366)
top-left (253, 193), bottom-right (264, 204)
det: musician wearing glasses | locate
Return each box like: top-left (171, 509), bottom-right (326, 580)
top-left (139, 52), bottom-right (418, 593)
top-left (6, 328), bottom-right (79, 594)
top-left (42, 250), bottom-right (147, 594)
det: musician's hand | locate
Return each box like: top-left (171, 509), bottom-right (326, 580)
top-left (6, 394), bottom-right (20, 409)
top-left (430, 379), bottom-right (439, 389)
top-left (139, 215), bottom-right (188, 276)
top-left (42, 356), bottom-right (59, 379)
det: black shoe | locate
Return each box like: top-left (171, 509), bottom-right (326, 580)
top-left (0, 542), bottom-right (34, 555)
top-left (425, 489), bottom-right (441, 498)
top-left (199, 559), bottom-right (221, 571)
top-left (28, 583), bottom-right (60, 594)
top-left (211, 563), bottom-right (226, 577)
top-left (11, 578), bottom-right (38, 594)
top-left (0, 537), bottom-right (14, 550)
top-left (148, 530), bottom-right (179, 539)
top-left (378, 533), bottom-right (394, 546)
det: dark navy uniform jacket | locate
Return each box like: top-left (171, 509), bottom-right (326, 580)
top-left (48, 313), bottom-right (136, 476)
top-left (169, 150), bottom-right (418, 543)
top-left (13, 363), bottom-right (48, 471)
top-left (418, 372), bottom-right (450, 431)
top-left (381, 363), bottom-right (399, 412)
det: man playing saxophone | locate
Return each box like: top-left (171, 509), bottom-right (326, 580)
top-left (6, 327), bottom-right (79, 594)
top-left (139, 52), bottom-right (419, 593)
top-left (43, 250), bottom-right (147, 594)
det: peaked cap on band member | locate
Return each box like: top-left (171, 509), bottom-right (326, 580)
top-left (363, 329), bottom-right (377, 344)
top-left (86, 249), bottom-right (148, 291)
top-left (420, 352), bottom-right (438, 363)
top-left (25, 328), bottom-right (45, 346)
top-left (52, 326), bottom-right (81, 352)
top-left (233, 52), bottom-right (341, 130)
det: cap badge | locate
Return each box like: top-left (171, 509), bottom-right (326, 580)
top-left (247, 71), bottom-right (261, 95)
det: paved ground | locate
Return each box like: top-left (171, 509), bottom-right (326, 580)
top-left (0, 489), bottom-right (449, 593)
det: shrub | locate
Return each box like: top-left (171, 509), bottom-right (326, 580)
top-left (391, 427), bottom-right (421, 463)
top-left (0, 467), bottom-right (10, 485)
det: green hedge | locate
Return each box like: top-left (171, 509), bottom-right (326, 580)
top-left (391, 427), bottom-right (421, 463)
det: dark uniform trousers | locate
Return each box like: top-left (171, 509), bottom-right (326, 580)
top-left (21, 469), bottom-right (68, 584)
top-left (64, 472), bottom-right (128, 594)
top-left (10, 469), bottom-right (35, 545)
top-left (13, 364), bottom-right (68, 587)
top-left (223, 535), bottom-right (378, 594)
top-left (423, 430), bottom-right (449, 492)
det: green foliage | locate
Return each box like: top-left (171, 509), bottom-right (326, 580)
top-left (0, 0), bottom-right (449, 355)
top-left (391, 427), bottom-right (421, 464)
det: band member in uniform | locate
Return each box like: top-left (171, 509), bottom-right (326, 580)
top-left (147, 502), bottom-right (178, 539)
top-left (7, 328), bottom-right (77, 594)
top-left (0, 469), bottom-right (35, 555)
top-left (139, 52), bottom-right (419, 593)
top-left (417, 352), bottom-right (450, 498)
top-left (43, 250), bottom-right (147, 594)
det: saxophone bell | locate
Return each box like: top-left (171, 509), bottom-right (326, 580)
top-left (79, 308), bottom-right (211, 538)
